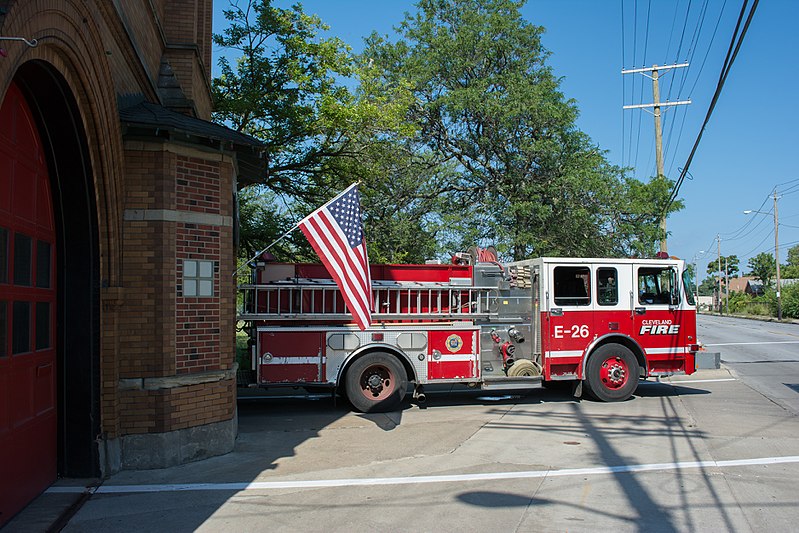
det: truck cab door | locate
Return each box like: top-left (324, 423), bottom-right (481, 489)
top-left (634, 265), bottom-right (687, 375)
top-left (545, 264), bottom-right (593, 379)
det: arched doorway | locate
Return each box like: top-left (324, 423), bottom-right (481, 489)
top-left (0, 80), bottom-right (58, 524)
top-left (1, 61), bottom-right (102, 525)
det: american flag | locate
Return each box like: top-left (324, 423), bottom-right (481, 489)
top-left (298, 184), bottom-right (373, 330)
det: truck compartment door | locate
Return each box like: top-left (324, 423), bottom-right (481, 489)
top-left (427, 329), bottom-right (479, 380)
top-left (258, 330), bottom-right (325, 383)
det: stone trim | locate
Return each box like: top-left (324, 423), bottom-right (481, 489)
top-left (123, 208), bottom-right (232, 227)
top-left (99, 409), bottom-right (238, 474)
top-left (119, 364), bottom-right (237, 391)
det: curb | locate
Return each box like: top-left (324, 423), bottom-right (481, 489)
top-left (698, 312), bottom-right (799, 325)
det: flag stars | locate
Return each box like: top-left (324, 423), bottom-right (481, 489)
top-left (329, 188), bottom-right (364, 247)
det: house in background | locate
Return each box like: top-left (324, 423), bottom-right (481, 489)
top-left (727, 276), bottom-right (765, 296)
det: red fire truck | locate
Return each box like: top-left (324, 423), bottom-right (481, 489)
top-left (238, 253), bottom-right (703, 412)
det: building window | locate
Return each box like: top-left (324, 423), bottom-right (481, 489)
top-left (183, 260), bottom-right (214, 297)
top-left (12, 301), bottom-right (30, 354)
top-left (0, 301), bottom-right (6, 357)
top-left (13, 233), bottom-right (32, 286)
top-left (0, 227), bottom-right (7, 283)
top-left (36, 302), bottom-right (50, 350)
top-left (36, 240), bottom-right (51, 288)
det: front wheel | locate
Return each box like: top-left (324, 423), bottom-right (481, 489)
top-left (344, 353), bottom-right (407, 413)
top-left (584, 344), bottom-right (639, 402)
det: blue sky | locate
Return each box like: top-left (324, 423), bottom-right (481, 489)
top-left (212, 1), bottom-right (799, 280)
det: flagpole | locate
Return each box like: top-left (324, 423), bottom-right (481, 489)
top-left (232, 182), bottom-right (361, 278)
top-left (232, 223), bottom-right (300, 277)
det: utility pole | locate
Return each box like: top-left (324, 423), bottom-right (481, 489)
top-left (692, 250), bottom-right (704, 310)
top-left (622, 63), bottom-right (691, 254)
top-left (774, 190), bottom-right (782, 320)
top-left (717, 235), bottom-right (722, 314)
top-left (725, 256), bottom-right (729, 315)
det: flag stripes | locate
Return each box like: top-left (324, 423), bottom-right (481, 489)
top-left (298, 184), bottom-right (372, 330)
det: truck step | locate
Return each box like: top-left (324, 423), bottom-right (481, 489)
top-left (481, 376), bottom-right (542, 390)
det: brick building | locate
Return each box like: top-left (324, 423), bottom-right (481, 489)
top-left (0, 1), bottom-right (263, 524)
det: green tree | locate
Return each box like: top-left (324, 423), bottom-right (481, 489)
top-left (783, 244), bottom-right (799, 279)
top-left (697, 277), bottom-right (717, 297)
top-left (214, 0), bottom-right (434, 262)
top-left (213, 0), bottom-right (412, 196)
top-left (748, 252), bottom-right (776, 287)
top-left (706, 254), bottom-right (739, 278)
top-left (361, 0), bottom-right (680, 260)
top-left (788, 244), bottom-right (799, 266)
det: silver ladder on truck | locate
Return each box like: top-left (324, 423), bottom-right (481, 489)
top-left (238, 278), bottom-right (501, 323)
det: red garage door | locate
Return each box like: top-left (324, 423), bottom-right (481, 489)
top-left (0, 81), bottom-right (57, 525)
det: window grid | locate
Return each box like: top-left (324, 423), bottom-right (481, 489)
top-left (183, 259), bottom-right (214, 297)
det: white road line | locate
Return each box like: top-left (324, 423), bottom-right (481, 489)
top-left (663, 378), bottom-right (737, 384)
top-left (705, 341), bottom-right (799, 346)
top-left (46, 455), bottom-right (799, 494)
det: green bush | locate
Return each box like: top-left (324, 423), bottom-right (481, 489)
top-left (723, 292), bottom-right (771, 316)
top-left (235, 328), bottom-right (251, 370)
top-left (764, 283), bottom-right (799, 319)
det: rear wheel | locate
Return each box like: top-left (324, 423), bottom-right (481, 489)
top-left (345, 353), bottom-right (407, 413)
top-left (584, 344), bottom-right (639, 402)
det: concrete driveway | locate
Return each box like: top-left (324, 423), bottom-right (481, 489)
top-left (10, 366), bottom-right (797, 533)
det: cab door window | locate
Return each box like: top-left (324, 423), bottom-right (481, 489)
top-left (638, 267), bottom-right (679, 305)
top-left (554, 266), bottom-right (591, 306)
top-left (597, 268), bottom-right (618, 305)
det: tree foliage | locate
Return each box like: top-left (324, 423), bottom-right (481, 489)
top-left (361, 0), bottom-right (680, 260)
top-left (214, 0), bottom-right (683, 264)
top-left (748, 252), bottom-right (775, 286)
top-left (697, 276), bottom-right (717, 297)
top-left (213, 0), bottom-right (412, 195)
top-left (706, 254), bottom-right (739, 278)
top-left (784, 244), bottom-right (799, 279)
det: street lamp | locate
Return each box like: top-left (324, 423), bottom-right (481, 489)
top-left (744, 190), bottom-right (782, 320)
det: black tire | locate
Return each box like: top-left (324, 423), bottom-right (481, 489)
top-left (344, 353), bottom-right (407, 413)
top-left (584, 343), bottom-right (639, 402)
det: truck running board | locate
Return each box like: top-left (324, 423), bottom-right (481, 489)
top-left (481, 376), bottom-right (543, 390)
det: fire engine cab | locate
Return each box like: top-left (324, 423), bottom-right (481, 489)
top-left (238, 253), bottom-right (701, 412)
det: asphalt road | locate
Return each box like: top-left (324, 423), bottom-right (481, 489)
top-left (697, 314), bottom-right (799, 413)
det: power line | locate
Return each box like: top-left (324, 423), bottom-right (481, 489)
top-left (687, 0), bottom-right (729, 97)
top-left (621, 0), bottom-right (627, 173)
top-left (633, 0), bottom-right (653, 179)
top-left (666, 0), bottom-right (693, 99)
top-left (738, 226), bottom-right (774, 259)
top-left (669, 0), bottom-right (729, 178)
top-left (661, 0), bottom-right (759, 216)
top-left (664, 0), bottom-right (711, 171)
